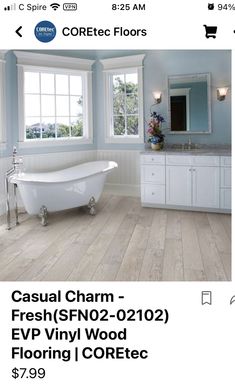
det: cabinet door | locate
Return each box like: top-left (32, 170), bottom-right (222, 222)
top-left (192, 167), bottom-right (219, 208)
top-left (166, 166), bottom-right (192, 206)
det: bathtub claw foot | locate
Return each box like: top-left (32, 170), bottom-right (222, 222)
top-left (88, 197), bottom-right (96, 216)
top-left (39, 205), bottom-right (48, 226)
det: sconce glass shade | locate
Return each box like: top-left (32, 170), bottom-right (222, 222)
top-left (217, 87), bottom-right (229, 101)
top-left (152, 91), bottom-right (162, 104)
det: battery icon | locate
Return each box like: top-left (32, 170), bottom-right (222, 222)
top-left (63, 3), bottom-right (77, 11)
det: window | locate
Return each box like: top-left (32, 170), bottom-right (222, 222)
top-left (112, 72), bottom-right (139, 136)
top-left (14, 51), bottom-right (94, 146)
top-left (0, 51), bottom-right (6, 147)
top-left (24, 71), bottom-right (84, 140)
top-left (101, 55), bottom-right (145, 143)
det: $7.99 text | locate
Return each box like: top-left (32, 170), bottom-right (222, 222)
top-left (12, 367), bottom-right (45, 379)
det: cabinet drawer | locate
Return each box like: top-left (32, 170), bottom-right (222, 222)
top-left (220, 156), bottom-right (231, 167)
top-left (141, 165), bottom-right (165, 184)
top-left (141, 184), bottom-right (165, 204)
top-left (192, 156), bottom-right (220, 166)
top-left (220, 188), bottom-right (231, 210)
top-left (220, 167), bottom-right (231, 188)
top-left (166, 155), bottom-right (191, 166)
top-left (141, 154), bottom-right (165, 165)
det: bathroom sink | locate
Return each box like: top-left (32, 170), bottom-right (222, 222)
top-left (181, 148), bottom-right (204, 152)
top-left (165, 146), bottom-right (219, 155)
top-left (169, 144), bottom-right (200, 151)
top-left (167, 145), bottom-right (201, 152)
top-left (169, 144), bottom-right (184, 150)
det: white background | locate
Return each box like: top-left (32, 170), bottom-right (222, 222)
top-left (0, 0), bottom-right (234, 385)
top-left (0, 282), bottom-right (235, 385)
top-left (0, 0), bottom-right (234, 49)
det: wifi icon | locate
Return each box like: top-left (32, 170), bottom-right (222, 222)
top-left (50, 3), bottom-right (60, 10)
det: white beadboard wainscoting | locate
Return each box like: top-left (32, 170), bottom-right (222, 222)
top-left (19, 150), bottom-right (96, 172)
top-left (97, 150), bottom-right (141, 197)
top-left (0, 149), bottom-right (141, 216)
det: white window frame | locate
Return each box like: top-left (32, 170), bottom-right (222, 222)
top-left (0, 51), bottom-right (6, 149)
top-left (14, 51), bottom-right (94, 148)
top-left (101, 54), bottom-right (145, 144)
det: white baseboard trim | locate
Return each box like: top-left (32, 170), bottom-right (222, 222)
top-left (104, 183), bottom-right (140, 197)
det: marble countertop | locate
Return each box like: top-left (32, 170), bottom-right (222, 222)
top-left (141, 146), bottom-right (231, 157)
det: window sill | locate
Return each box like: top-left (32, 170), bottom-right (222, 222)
top-left (18, 137), bottom-right (93, 148)
top-left (105, 136), bottom-right (144, 144)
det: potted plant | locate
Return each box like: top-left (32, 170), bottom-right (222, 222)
top-left (147, 112), bottom-right (165, 150)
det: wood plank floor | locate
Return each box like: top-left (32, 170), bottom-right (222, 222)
top-left (0, 194), bottom-right (231, 281)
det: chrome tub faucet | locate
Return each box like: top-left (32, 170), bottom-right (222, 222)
top-left (5, 146), bottom-right (23, 230)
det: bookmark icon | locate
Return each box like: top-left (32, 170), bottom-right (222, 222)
top-left (202, 291), bottom-right (212, 305)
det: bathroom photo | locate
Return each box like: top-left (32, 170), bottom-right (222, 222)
top-left (0, 49), bottom-right (231, 281)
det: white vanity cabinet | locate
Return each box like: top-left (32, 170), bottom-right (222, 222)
top-left (220, 156), bottom-right (231, 210)
top-left (141, 152), bottom-right (231, 213)
top-left (166, 155), bottom-right (220, 209)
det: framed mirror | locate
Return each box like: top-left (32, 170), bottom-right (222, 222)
top-left (167, 73), bottom-right (211, 134)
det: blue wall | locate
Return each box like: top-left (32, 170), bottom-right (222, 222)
top-left (1, 49), bottom-right (231, 157)
top-left (143, 50), bottom-right (231, 146)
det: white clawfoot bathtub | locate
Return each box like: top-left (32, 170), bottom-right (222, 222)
top-left (10, 160), bottom-right (118, 223)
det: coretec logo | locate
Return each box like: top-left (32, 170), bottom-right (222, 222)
top-left (34, 20), bottom-right (56, 42)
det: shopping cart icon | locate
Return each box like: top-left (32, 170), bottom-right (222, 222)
top-left (203, 24), bottom-right (217, 38)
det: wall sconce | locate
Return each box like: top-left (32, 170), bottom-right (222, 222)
top-left (217, 87), bottom-right (229, 101)
top-left (152, 91), bottom-right (162, 104)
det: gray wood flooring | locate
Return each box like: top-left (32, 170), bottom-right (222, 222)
top-left (0, 194), bottom-right (231, 281)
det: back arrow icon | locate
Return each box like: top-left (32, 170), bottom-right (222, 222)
top-left (15, 26), bottom-right (22, 37)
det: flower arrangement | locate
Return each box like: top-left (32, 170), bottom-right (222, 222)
top-left (147, 112), bottom-right (165, 146)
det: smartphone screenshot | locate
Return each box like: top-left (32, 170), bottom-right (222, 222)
top-left (0, 1), bottom-right (234, 385)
